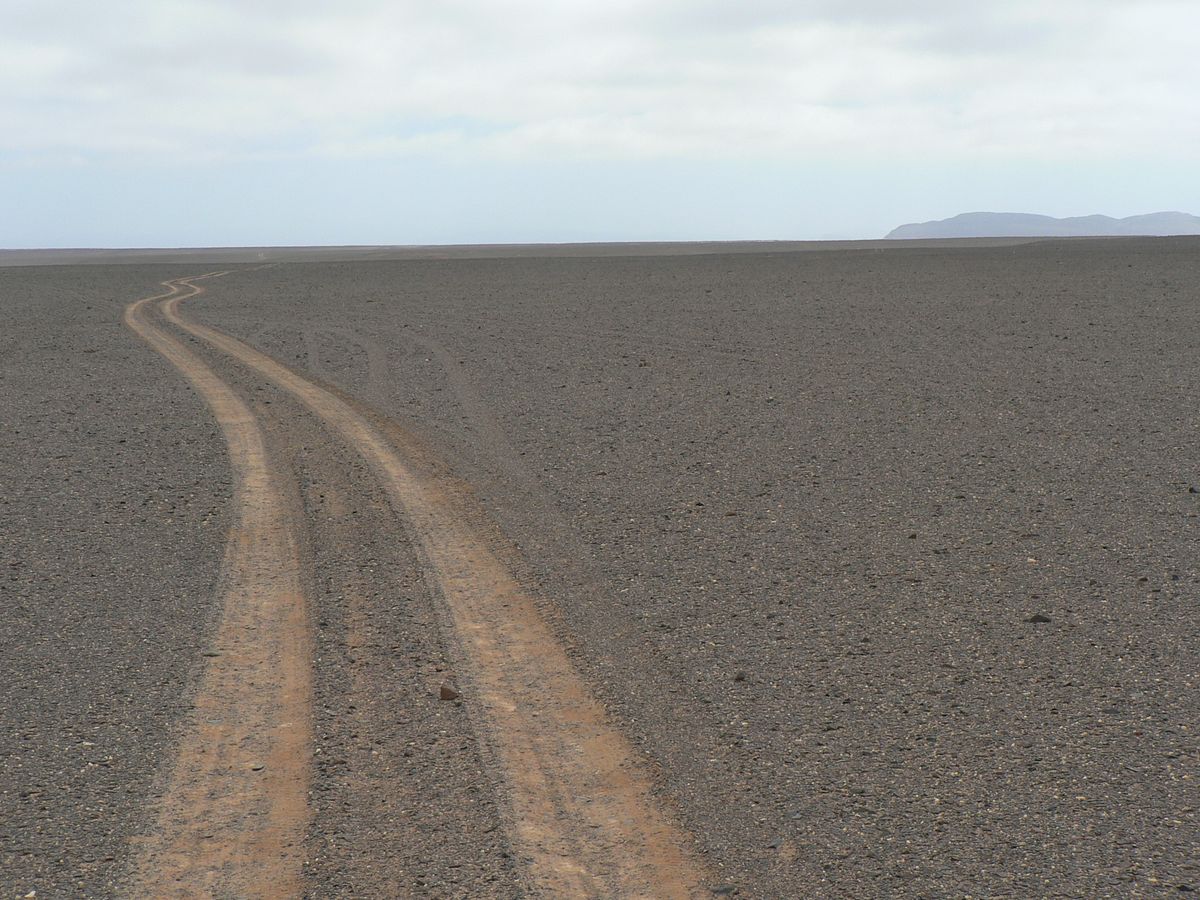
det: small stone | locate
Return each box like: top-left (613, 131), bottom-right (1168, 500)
top-left (439, 682), bottom-right (461, 701)
top-left (1026, 614), bottom-right (1052, 624)
top-left (711, 886), bottom-right (737, 896)
top-left (1189, 486), bottom-right (1198, 493)
top-left (733, 672), bottom-right (747, 682)
top-left (250, 763), bottom-right (265, 771)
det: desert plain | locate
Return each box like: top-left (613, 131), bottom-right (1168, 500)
top-left (1, 238), bottom-right (1197, 897)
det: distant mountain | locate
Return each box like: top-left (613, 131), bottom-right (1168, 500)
top-left (886, 211), bottom-right (1200, 239)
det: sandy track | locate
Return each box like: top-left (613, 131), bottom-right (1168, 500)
top-left (161, 282), bottom-right (708, 897)
top-left (123, 277), bottom-right (311, 898)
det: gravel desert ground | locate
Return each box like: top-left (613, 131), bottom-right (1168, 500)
top-left (2, 238), bottom-right (1198, 897)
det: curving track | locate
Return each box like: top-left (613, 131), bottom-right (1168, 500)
top-left (124, 276), bottom-right (311, 898)
top-left (124, 275), bottom-right (707, 897)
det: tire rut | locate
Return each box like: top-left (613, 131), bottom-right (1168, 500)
top-left (123, 276), bottom-right (312, 898)
top-left (165, 284), bottom-right (710, 898)
top-left (250, 385), bottom-right (521, 896)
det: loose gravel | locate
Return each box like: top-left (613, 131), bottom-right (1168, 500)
top-left (1, 266), bottom-right (231, 897)
top-left (194, 239), bottom-right (1200, 897)
top-left (5, 240), bottom-right (1198, 897)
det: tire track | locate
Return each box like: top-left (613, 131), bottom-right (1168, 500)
top-left (327, 325), bottom-right (393, 402)
top-left (163, 286), bottom-right (708, 897)
top-left (256, 394), bottom-right (520, 895)
top-left (123, 276), bottom-right (311, 898)
top-left (397, 327), bottom-right (524, 469)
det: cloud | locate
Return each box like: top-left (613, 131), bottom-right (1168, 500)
top-left (2, 0), bottom-right (1197, 164)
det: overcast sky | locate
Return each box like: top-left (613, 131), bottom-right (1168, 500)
top-left (3, 0), bottom-right (1198, 246)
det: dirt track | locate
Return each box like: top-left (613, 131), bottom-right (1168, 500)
top-left (123, 273), bottom-right (708, 896)
top-left (124, 277), bottom-right (312, 897)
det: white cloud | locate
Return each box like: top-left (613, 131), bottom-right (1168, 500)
top-left (2, 0), bottom-right (1197, 163)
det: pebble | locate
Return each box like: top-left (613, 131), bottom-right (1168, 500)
top-left (439, 682), bottom-right (461, 701)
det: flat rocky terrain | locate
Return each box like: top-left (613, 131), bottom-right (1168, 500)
top-left (0, 266), bottom-right (231, 895)
top-left (3, 238), bottom-right (1198, 896)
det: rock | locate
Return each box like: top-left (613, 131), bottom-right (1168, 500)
top-left (439, 681), bottom-right (461, 701)
top-left (1026, 614), bottom-right (1052, 624)
top-left (1189, 486), bottom-right (1198, 494)
top-left (733, 672), bottom-right (747, 682)
top-left (711, 886), bottom-right (737, 896)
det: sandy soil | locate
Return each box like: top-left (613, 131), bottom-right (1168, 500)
top-left (125, 277), bottom-right (312, 897)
